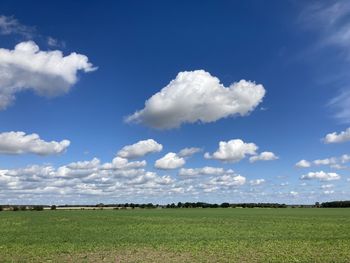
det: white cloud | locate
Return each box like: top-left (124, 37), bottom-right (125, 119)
top-left (0, 41), bottom-right (96, 109)
top-left (154, 152), bottom-right (185, 170)
top-left (101, 157), bottom-right (146, 170)
top-left (341, 154), bottom-right (350, 163)
top-left (249, 179), bottom-right (265, 185)
top-left (178, 166), bottom-right (226, 177)
top-left (313, 157), bottom-right (337, 166)
top-left (0, 15), bottom-right (34, 38)
top-left (205, 139), bottom-right (257, 163)
top-left (324, 127), bottom-right (350, 143)
top-left (249, 151), bottom-right (278, 163)
top-left (117, 139), bottom-right (163, 159)
top-left (0, 131), bottom-right (70, 155)
top-left (321, 184), bottom-right (334, 189)
top-left (178, 147), bottom-right (201, 157)
top-left (295, 159), bottom-right (311, 168)
top-left (207, 174), bottom-right (246, 187)
top-left (290, 191), bottom-right (298, 196)
top-left (126, 70), bottom-right (265, 129)
top-left (301, 171), bottom-right (341, 181)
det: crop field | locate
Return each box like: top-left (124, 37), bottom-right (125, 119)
top-left (0, 208), bottom-right (350, 262)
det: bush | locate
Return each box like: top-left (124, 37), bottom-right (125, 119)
top-left (51, 205), bottom-right (56, 210)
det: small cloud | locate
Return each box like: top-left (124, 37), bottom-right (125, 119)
top-left (324, 127), bottom-right (350, 143)
top-left (178, 147), bottom-right (201, 158)
top-left (295, 159), bottom-right (311, 168)
top-left (205, 139), bottom-right (257, 163)
top-left (0, 131), bottom-right (70, 155)
top-left (301, 171), bottom-right (341, 181)
top-left (249, 151), bottom-right (278, 163)
top-left (154, 152), bottom-right (185, 170)
top-left (0, 15), bottom-right (35, 38)
top-left (249, 179), bottom-right (265, 186)
top-left (117, 139), bottom-right (162, 159)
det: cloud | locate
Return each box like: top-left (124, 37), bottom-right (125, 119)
top-left (205, 139), bottom-right (257, 163)
top-left (249, 179), bottom-right (265, 186)
top-left (0, 41), bottom-right (96, 110)
top-left (101, 157), bottom-right (146, 170)
top-left (313, 158), bottom-right (337, 166)
top-left (117, 139), bottom-right (163, 159)
top-left (0, 131), bottom-right (70, 155)
top-left (301, 171), bottom-right (341, 181)
top-left (154, 152), bottom-right (185, 170)
top-left (249, 151), bottom-right (278, 163)
top-left (178, 147), bottom-right (201, 158)
top-left (321, 184), bottom-right (334, 189)
top-left (300, 2), bottom-right (350, 123)
top-left (205, 174), bottom-right (246, 188)
top-left (126, 70), bottom-right (265, 129)
top-left (0, 15), bottom-right (35, 38)
top-left (295, 159), bottom-right (311, 168)
top-left (324, 127), bottom-right (350, 143)
top-left (178, 166), bottom-right (227, 177)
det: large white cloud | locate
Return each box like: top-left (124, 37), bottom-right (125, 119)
top-left (324, 127), bottom-right (350, 143)
top-left (301, 171), bottom-right (341, 181)
top-left (0, 131), bottom-right (70, 155)
top-left (154, 152), bottom-right (185, 170)
top-left (205, 139), bottom-right (258, 163)
top-left (249, 151), bottom-right (278, 163)
top-left (117, 139), bottom-right (163, 159)
top-left (0, 41), bottom-right (96, 109)
top-left (126, 70), bottom-right (265, 129)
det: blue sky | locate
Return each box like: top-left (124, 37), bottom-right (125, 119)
top-left (0, 0), bottom-right (349, 205)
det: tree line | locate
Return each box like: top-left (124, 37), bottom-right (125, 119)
top-left (1, 201), bottom-right (350, 211)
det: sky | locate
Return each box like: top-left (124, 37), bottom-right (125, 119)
top-left (0, 0), bottom-right (350, 205)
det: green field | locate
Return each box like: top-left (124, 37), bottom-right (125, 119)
top-left (1, 208), bottom-right (350, 262)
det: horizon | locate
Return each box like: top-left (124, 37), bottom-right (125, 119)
top-left (0, 1), bottom-right (350, 205)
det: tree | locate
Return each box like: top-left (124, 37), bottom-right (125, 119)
top-left (51, 205), bottom-right (57, 210)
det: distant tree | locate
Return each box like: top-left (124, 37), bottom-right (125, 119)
top-left (32, 206), bottom-right (44, 211)
top-left (315, 202), bottom-right (320, 208)
top-left (20, 206), bottom-right (27, 211)
top-left (12, 206), bottom-right (19, 211)
top-left (0, 206), bottom-right (3, 211)
top-left (221, 203), bottom-right (230, 208)
top-left (51, 205), bottom-right (57, 210)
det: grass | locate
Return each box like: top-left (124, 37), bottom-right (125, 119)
top-left (0, 208), bottom-right (350, 262)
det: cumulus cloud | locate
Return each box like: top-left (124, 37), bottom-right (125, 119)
top-left (154, 152), bottom-right (185, 170)
top-left (301, 171), bottom-right (341, 181)
top-left (126, 70), bottom-right (265, 129)
top-left (249, 179), bottom-right (266, 185)
top-left (0, 131), bottom-right (70, 155)
top-left (324, 127), bottom-right (350, 143)
top-left (178, 166), bottom-right (227, 177)
top-left (295, 159), bottom-right (311, 168)
top-left (117, 139), bottom-right (163, 159)
top-left (313, 158), bottom-right (337, 166)
top-left (0, 41), bottom-right (96, 109)
top-left (205, 139), bottom-right (257, 163)
top-left (249, 151), bottom-right (278, 163)
top-left (178, 147), bottom-right (201, 157)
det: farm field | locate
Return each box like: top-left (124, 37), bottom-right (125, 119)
top-left (0, 208), bottom-right (350, 262)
